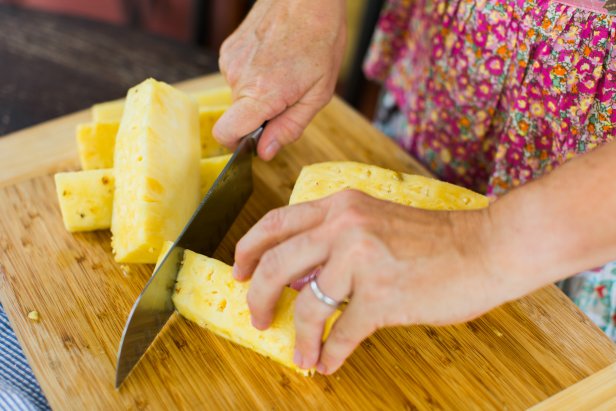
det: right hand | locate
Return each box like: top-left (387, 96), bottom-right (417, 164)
top-left (214, 0), bottom-right (347, 160)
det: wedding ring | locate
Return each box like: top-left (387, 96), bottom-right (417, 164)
top-left (309, 279), bottom-right (341, 309)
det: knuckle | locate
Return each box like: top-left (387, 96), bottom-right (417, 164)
top-left (259, 250), bottom-right (283, 282)
top-left (260, 208), bottom-right (285, 234)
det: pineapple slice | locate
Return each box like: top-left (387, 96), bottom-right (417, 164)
top-left (92, 99), bottom-right (125, 123)
top-left (191, 86), bottom-right (232, 107)
top-left (111, 79), bottom-right (201, 263)
top-left (76, 108), bottom-right (229, 169)
top-left (54, 155), bottom-right (232, 232)
top-left (90, 86), bottom-right (233, 124)
top-left (172, 250), bottom-right (340, 376)
top-left (76, 122), bottom-right (119, 170)
top-left (289, 161), bottom-right (489, 210)
top-left (199, 106), bottom-right (230, 158)
top-left (54, 169), bottom-right (114, 232)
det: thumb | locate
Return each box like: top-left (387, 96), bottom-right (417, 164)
top-left (213, 95), bottom-right (283, 148)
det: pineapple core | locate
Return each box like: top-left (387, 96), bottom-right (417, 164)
top-left (111, 79), bottom-right (201, 263)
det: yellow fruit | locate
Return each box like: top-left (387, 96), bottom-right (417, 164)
top-left (54, 156), bottom-right (231, 232)
top-left (76, 122), bottom-right (119, 170)
top-left (111, 79), bottom-right (201, 263)
top-left (90, 87), bottom-right (232, 124)
top-left (199, 154), bottom-right (232, 197)
top-left (289, 161), bottom-right (489, 210)
top-left (172, 250), bottom-right (340, 376)
top-left (76, 108), bottom-right (229, 169)
top-left (92, 99), bottom-right (125, 123)
top-left (191, 86), bottom-right (232, 107)
top-left (54, 169), bottom-right (114, 232)
top-left (199, 106), bottom-right (230, 158)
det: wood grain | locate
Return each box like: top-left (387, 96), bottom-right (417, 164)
top-left (530, 364), bottom-right (616, 411)
top-left (1, 74), bottom-right (616, 410)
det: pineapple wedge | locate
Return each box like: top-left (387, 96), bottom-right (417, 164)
top-left (76, 122), bottom-right (119, 170)
top-left (90, 86), bottom-right (233, 124)
top-left (76, 107), bottom-right (229, 169)
top-left (191, 86), bottom-right (232, 107)
top-left (111, 79), bottom-right (201, 263)
top-left (289, 161), bottom-right (489, 209)
top-left (54, 155), bottom-right (232, 232)
top-left (172, 250), bottom-right (340, 376)
top-left (92, 99), bottom-right (125, 123)
top-left (54, 169), bottom-right (114, 232)
top-left (199, 106), bottom-right (230, 157)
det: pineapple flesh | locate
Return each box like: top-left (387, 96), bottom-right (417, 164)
top-left (199, 106), bottom-right (230, 157)
top-left (76, 122), bottom-right (118, 170)
top-left (191, 86), bottom-right (232, 107)
top-left (111, 79), bottom-right (201, 263)
top-left (92, 99), bottom-right (125, 123)
top-left (76, 108), bottom-right (230, 170)
top-left (172, 250), bottom-right (340, 376)
top-left (54, 155), bottom-right (232, 232)
top-left (54, 169), bottom-right (115, 232)
top-left (289, 161), bottom-right (489, 210)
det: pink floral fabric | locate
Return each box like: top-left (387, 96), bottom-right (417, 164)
top-left (364, 0), bottom-right (616, 197)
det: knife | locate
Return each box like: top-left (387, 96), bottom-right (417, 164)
top-left (115, 124), bottom-right (265, 388)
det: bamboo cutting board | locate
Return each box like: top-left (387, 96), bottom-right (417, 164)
top-left (1, 75), bottom-right (616, 410)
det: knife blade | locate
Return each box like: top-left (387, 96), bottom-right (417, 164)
top-left (115, 125), bottom-right (264, 388)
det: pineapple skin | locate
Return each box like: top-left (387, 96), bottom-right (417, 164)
top-left (76, 122), bottom-right (118, 170)
top-left (54, 156), bottom-right (231, 232)
top-left (199, 106), bottom-right (230, 158)
top-left (289, 161), bottom-right (489, 210)
top-left (111, 79), bottom-right (201, 263)
top-left (172, 250), bottom-right (340, 376)
top-left (54, 170), bottom-right (115, 232)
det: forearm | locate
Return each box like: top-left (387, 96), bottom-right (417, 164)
top-left (489, 140), bottom-right (616, 300)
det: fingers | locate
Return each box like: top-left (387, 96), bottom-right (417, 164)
top-left (247, 227), bottom-right (331, 330)
top-left (234, 200), bottom-right (328, 280)
top-left (317, 299), bottom-right (375, 375)
top-left (292, 250), bottom-right (352, 370)
top-left (213, 94), bottom-right (284, 149)
top-left (256, 98), bottom-right (324, 161)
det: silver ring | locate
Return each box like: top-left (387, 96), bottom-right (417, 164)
top-left (309, 279), bottom-right (341, 309)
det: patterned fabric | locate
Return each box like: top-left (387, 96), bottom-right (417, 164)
top-left (0, 305), bottom-right (50, 411)
top-left (364, 0), bottom-right (616, 339)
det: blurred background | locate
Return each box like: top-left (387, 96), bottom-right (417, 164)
top-left (0, 0), bottom-right (384, 135)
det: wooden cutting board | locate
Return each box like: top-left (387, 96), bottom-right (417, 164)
top-left (1, 75), bottom-right (615, 410)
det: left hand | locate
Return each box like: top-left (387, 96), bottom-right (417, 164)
top-left (233, 190), bottom-right (510, 375)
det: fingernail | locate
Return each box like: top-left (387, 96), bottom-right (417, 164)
top-left (263, 140), bottom-right (280, 159)
top-left (251, 315), bottom-right (268, 330)
top-left (293, 349), bottom-right (303, 368)
top-left (316, 363), bottom-right (327, 374)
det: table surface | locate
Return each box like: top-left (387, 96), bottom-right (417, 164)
top-left (0, 4), bottom-right (218, 136)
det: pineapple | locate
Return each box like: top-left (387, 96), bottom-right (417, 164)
top-left (111, 79), bottom-right (201, 263)
top-left (54, 169), bottom-right (114, 232)
top-left (90, 86), bottom-right (232, 124)
top-left (92, 99), bottom-right (125, 123)
top-left (76, 122), bottom-right (118, 170)
top-left (289, 161), bottom-right (489, 210)
top-left (199, 106), bottom-right (230, 157)
top-left (199, 154), bottom-right (232, 197)
top-left (191, 86), bottom-right (232, 107)
top-left (75, 108), bottom-right (230, 169)
top-left (54, 156), bottom-right (232, 232)
top-left (172, 250), bottom-right (340, 376)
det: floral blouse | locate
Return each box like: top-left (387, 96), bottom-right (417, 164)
top-left (364, 0), bottom-right (616, 339)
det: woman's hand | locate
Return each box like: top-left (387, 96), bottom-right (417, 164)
top-left (214, 0), bottom-right (347, 160)
top-left (233, 190), bottom-right (514, 375)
